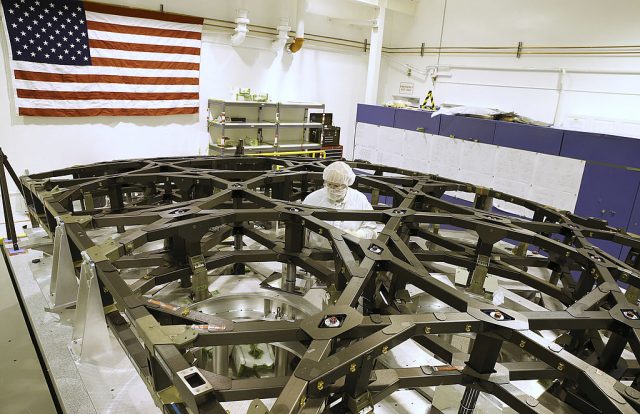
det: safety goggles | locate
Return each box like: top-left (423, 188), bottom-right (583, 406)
top-left (325, 182), bottom-right (347, 190)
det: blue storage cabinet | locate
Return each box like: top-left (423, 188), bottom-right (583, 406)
top-left (561, 131), bottom-right (640, 169)
top-left (355, 104), bottom-right (396, 127)
top-left (573, 164), bottom-right (640, 258)
top-left (393, 108), bottom-right (440, 134)
top-left (437, 115), bottom-right (496, 144)
top-left (493, 121), bottom-right (563, 156)
top-left (621, 190), bottom-right (640, 262)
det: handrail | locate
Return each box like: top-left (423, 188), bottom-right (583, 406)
top-left (245, 150), bottom-right (327, 158)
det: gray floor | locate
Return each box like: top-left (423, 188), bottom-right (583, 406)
top-left (0, 247), bottom-right (58, 414)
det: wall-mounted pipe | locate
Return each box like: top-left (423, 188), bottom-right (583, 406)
top-left (230, 9), bottom-right (250, 46)
top-left (272, 19), bottom-right (291, 51)
top-left (289, 0), bottom-right (308, 53)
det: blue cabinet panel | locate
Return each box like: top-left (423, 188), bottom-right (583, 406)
top-left (493, 121), bottom-right (563, 155)
top-left (356, 104), bottom-right (396, 127)
top-left (437, 115), bottom-right (496, 144)
top-left (561, 131), bottom-right (640, 169)
top-left (574, 165), bottom-right (640, 258)
top-left (393, 108), bottom-right (440, 134)
top-left (622, 184), bottom-right (640, 260)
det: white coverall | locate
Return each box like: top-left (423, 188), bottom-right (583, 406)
top-left (303, 187), bottom-right (378, 248)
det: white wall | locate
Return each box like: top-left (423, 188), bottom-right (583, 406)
top-left (0, 0), bottom-right (369, 188)
top-left (380, 0), bottom-right (640, 137)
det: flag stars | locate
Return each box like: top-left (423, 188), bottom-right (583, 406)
top-left (28, 38), bottom-right (34, 43)
top-left (77, 6), bottom-right (81, 11)
top-left (58, 55), bottom-right (62, 59)
top-left (72, 12), bottom-right (76, 17)
top-left (44, 8), bottom-right (49, 13)
top-left (45, 53), bottom-right (49, 58)
top-left (37, 46), bottom-right (42, 51)
top-left (76, 50), bottom-right (81, 54)
top-left (30, 51), bottom-right (35, 57)
top-left (29, 5), bottom-right (34, 11)
top-left (70, 43), bottom-right (75, 48)
top-left (46, 22), bottom-right (51, 26)
top-left (8, 9), bottom-right (14, 14)
top-left (35, 33), bottom-right (40, 38)
top-left (79, 19), bottom-right (84, 24)
top-left (16, 50), bottom-right (22, 55)
top-left (14, 36), bottom-right (19, 42)
top-left (18, 17), bottom-right (23, 22)
top-left (26, 25), bottom-right (32, 30)
top-left (11, 23), bottom-right (17, 28)
top-left (52, 16), bottom-right (57, 21)
top-left (62, 36), bottom-right (67, 41)
top-left (71, 56), bottom-right (76, 60)
top-left (83, 56), bottom-right (88, 61)
top-left (24, 11), bottom-right (28, 16)
top-left (43, 40), bottom-right (48, 45)
top-left (64, 49), bottom-right (68, 54)
top-left (76, 38), bottom-right (80, 42)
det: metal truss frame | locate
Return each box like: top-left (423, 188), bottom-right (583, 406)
top-left (19, 156), bottom-right (640, 414)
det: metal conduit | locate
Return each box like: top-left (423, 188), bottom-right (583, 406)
top-left (202, 17), bottom-right (640, 56)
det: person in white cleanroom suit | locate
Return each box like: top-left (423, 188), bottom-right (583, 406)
top-left (303, 161), bottom-right (378, 247)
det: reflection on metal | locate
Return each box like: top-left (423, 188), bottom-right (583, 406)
top-left (19, 156), bottom-right (640, 414)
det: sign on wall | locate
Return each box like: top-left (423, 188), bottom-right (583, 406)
top-left (399, 82), bottom-right (414, 96)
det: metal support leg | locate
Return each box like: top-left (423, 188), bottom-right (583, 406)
top-left (214, 345), bottom-right (229, 376)
top-left (0, 149), bottom-right (19, 252)
top-left (458, 388), bottom-right (480, 414)
top-left (189, 254), bottom-right (210, 302)
top-left (70, 254), bottom-right (110, 361)
top-left (233, 232), bottom-right (245, 275)
top-left (47, 221), bottom-right (79, 312)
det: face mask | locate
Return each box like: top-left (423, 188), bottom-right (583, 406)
top-left (327, 186), bottom-right (347, 202)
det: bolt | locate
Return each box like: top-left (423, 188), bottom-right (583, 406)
top-left (590, 268), bottom-right (596, 274)
top-left (300, 396), bottom-right (307, 407)
top-left (381, 345), bottom-right (389, 354)
top-left (425, 326), bottom-right (431, 334)
top-left (317, 380), bottom-right (324, 391)
top-left (519, 340), bottom-right (526, 348)
top-left (349, 363), bottom-right (357, 373)
top-left (557, 362), bottom-right (565, 371)
top-left (393, 209), bottom-right (405, 214)
top-left (623, 310), bottom-right (639, 320)
top-left (181, 308), bottom-right (190, 317)
top-left (465, 324), bottom-right (471, 332)
top-left (368, 245), bottom-right (383, 254)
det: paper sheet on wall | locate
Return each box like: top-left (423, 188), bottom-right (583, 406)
top-left (353, 123), bottom-right (586, 217)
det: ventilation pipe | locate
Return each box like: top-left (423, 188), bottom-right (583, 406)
top-left (230, 9), bottom-right (250, 46)
top-left (272, 18), bottom-right (291, 51)
top-left (288, 0), bottom-right (307, 53)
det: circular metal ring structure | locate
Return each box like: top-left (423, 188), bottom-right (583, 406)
top-left (20, 156), bottom-right (640, 414)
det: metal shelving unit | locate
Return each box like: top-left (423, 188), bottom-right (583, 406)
top-left (207, 100), bottom-right (325, 156)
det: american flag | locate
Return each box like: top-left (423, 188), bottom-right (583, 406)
top-left (0, 0), bottom-right (203, 116)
